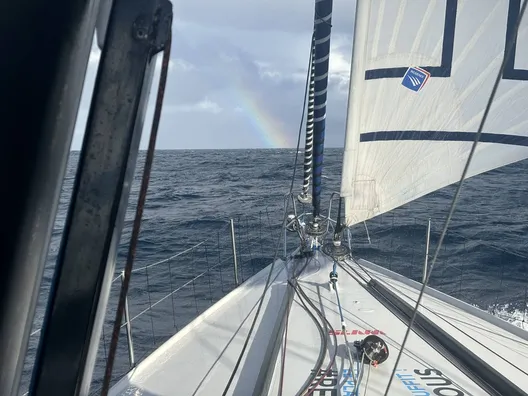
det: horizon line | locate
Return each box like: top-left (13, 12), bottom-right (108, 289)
top-left (69, 146), bottom-right (346, 151)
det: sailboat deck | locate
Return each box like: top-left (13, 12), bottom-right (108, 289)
top-left (362, 258), bottom-right (528, 386)
top-left (109, 254), bottom-right (528, 396)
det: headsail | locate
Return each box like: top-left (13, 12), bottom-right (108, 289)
top-left (341, 0), bottom-right (528, 226)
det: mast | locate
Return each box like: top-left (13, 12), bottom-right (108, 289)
top-left (311, 0), bottom-right (333, 219)
top-left (0, 1), bottom-right (100, 395)
top-left (298, 37), bottom-right (315, 205)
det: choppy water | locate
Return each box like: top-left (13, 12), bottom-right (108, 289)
top-left (20, 149), bottom-right (528, 394)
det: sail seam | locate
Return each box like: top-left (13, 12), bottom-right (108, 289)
top-left (504, 0), bottom-right (528, 80)
top-left (359, 130), bottom-right (528, 147)
top-left (365, 0), bottom-right (457, 80)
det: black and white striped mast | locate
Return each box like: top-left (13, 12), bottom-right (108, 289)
top-left (303, 0), bottom-right (333, 243)
top-left (298, 35), bottom-right (316, 205)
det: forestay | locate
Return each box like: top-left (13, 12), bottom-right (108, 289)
top-left (340, 0), bottom-right (528, 226)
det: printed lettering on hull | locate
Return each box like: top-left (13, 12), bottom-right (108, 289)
top-left (309, 369), bottom-right (339, 396)
top-left (395, 368), bottom-right (466, 396)
top-left (328, 329), bottom-right (386, 336)
top-left (308, 368), bottom-right (361, 396)
top-left (307, 366), bottom-right (466, 395)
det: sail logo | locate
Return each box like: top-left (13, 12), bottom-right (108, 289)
top-left (402, 66), bottom-right (430, 92)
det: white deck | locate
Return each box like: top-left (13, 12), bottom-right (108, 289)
top-left (109, 253), bottom-right (528, 396)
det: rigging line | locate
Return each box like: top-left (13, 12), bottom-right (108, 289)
top-left (293, 254), bottom-right (315, 279)
top-left (294, 282), bottom-right (339, 396)
top-left (221, 32), bottom-right (315, 396)
top-left (337, 262), bottom-right (475, 396)
top-left (288, 280), bottom-right (328, 396)
top-left (314, 8), bottom-right (333, 28)
top-left (100, 27), bottom-right (173, 396)
top-left (339, 314), bottom-right (358, 389)
top-left (349, 255), bottom-right (528, 353)
top-left (278, 296), bottom-right (289, 396)
top-left (351, 257), bottom-right (373, 282)
top-left (278, 275), bottom-right (303, 396)
top-left (383, 280), bottom-right (528, 377)
top-left (361, 363), bottom-right (372, 396)
top-left (190, 266), bottom-right (285, 396)
top-left (342, 257), bottom-right (371, 284)
top-left (354, 357), bottom-right (361, 396)
top-left (289, 287), bottom-right (327, 396)
top-left (437, 312), bottom-right (528, 349)
top-left (383, 2), bottom-right (528, 393)
top-left (331, 260), bottom-right (358, 387)
top-left (357, 351), bottom-right (367, 396)
top-left (348, 350), bottom-right (366, 396)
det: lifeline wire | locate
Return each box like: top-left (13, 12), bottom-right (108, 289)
top-left (221, 32), bottom-right (315, 396)
top-left (383, 2), bottom-right (528, 394)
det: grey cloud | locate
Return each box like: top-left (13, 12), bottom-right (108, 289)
top-left (73, 0), bottom-right (355, 149)
top-left (173, 0), bottom-right (356, 34)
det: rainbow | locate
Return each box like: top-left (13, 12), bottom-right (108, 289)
top-left (232, 78), bottom-right (296, 148)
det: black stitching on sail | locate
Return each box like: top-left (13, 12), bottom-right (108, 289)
top-left (360, 131), bottom-right (528, 147)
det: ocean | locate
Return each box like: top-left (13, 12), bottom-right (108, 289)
top-left (19, 148), bottom-right (528, 394)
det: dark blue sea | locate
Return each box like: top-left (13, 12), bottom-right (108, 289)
top-left (19, 149), bottom-right (528, 394)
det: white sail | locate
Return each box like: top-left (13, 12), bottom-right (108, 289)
top-left (341, 0), bottom-right (528, 226)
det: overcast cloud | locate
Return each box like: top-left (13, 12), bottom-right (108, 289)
top-left (72, 0), bottom-right (356, 150)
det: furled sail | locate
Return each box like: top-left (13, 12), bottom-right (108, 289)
top-left (341, 0), bottom-right (528, 226)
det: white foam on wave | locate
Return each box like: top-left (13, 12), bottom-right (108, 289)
top-left (489, 303), bottom-right (528, 331)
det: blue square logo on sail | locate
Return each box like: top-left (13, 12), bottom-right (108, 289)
top-left (402, 67), bottom-right (430, 92)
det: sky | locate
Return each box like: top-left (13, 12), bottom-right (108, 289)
top-left (72, 0), bottom-right (356, 150)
